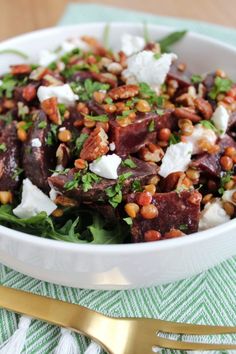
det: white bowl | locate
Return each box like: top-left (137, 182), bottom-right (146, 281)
top-left (0, 23), bottom-right (236, 290)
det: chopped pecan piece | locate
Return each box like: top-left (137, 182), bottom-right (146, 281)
top-left (10, 64), bottom-right (32, 75)
top-left (41, 97), bottom-right (62, 125)
top-left (195, 97), bottom-right (213, 120)
top-left (80, 127), bottom-right (109, 161)
top-left (22, 85), bottom-right (37, 102)
top-left (108, 84), bottom-right (139, 100)
top-left (174, 107), bottom-right (201, 123)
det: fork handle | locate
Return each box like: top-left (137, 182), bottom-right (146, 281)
top-left (0, 285), bottom-right (105, 340)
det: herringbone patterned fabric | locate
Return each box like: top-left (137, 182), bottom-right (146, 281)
top-left (1, 257), bottom-right (236, 353)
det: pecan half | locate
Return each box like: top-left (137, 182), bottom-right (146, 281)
top-left (174, 107), bottom-right (201, 123)
top-left (195, 97), bottom-right (213, 120)
top-left (108, 84), bottom-right (139, 100)
top-left (56, 143), bottom-right (70, 168)
top-left (80, 127), bottom-right (109, 161)
top-left (22, 85), bottom-right (37, 102)
top-left (55, 195), bottom-right (78, 207)
top-left (41, 97), bottom-right (62, 125)
top-left (11, 64), bottom-right (32, 75)
top-left (139, 143), bottom-right (164, 163)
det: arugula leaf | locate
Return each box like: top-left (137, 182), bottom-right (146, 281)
top-left (209, 77), bottom-right (233, 100)
top-left (0, 74), bottom-right (17, 98)
top-left (158, 30), bottom-right (187, 53)
top-left (0, 49), bottom-right (28, 59)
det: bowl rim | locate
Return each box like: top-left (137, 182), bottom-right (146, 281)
top-left (1, 22), bottom-right (236, 254)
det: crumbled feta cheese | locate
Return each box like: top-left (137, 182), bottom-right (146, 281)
top-left (222, 188), bottom-right (236, 206)
top-left (211, 105), bottom-right (229, 136)
top-left (31, 138), bottom-right (42, 148)
top-left (49, 188), bottom-right (58, 202)
top-left (187, 86), bottom-right (197, 98)
top-left (60, 38), bottom-right (91, 54)
top-left (37, 84), bottom-right (79, 106)
top-left (59, 127), bottom-right (66, 132)
top-left (121, 34), bottom-right (145, 57)
top-left (122, 51), bottom-right (177, 89)
top-left (38, 49), bottom-right (57, 67)
top-left (109, 142), bottom-right (116, 151)
top-left (89, 154), bottom-right (122, 179)
top-left (158, 142), bottom-right (193, 178)
top-left (13, 178), bottom-right (57, 219)
top-left (184, 124), bottom-right (217, 154)
top-left (199, 199), bottom-right (230, 231)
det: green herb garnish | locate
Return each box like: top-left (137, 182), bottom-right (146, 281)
top-left (38, 121), bottom-right (47, 129)
top-left (218, 171), bottom-right (233, 195)
top-left (74, 133), bottom-right (88, 155)
top-left (85, 114), bottom-right (109, 122)
top-left (153, 53), bottom-right (161, 60)
top-left (123, 217), bottom-right (133, 226)
top-left (169, 133), bottom-right (181, 145)
top-left (46, 124), bottom-right (58, 146)
top-left (0, 143), bottom-right (7, 152)
top-left (200, 120), bottom-right (218, 132)
top-left (158, 30), bottom-right (187, 53)
top-left (58, 103), bottom-right (66, 116)
top-left (209, 77), bottom-right (233, 100)
top-left (148, 119), bottom-right (155, 132)
top-left (156, 108), bottom-right (164, 116)
top-left (122, 158), bottom-right (137, 169)
top-left (0, 112), bottom-right (13, 125)
top-left (105, 172), bottom-right (133, 208)
top-left (139, 82), bottom-right (163, 105)
top-left (0, 74), bottom-right (17, 98)
top-left (81, 172), bottom-right (101, 192)
top-left (191, 74), bottom-right (202, 84)
top-left (132, 180), bottom-right (142, 192)
top-left (179, 224), bottom-right (188, 231)
top-left (12, 167), bottom-right (24, 181)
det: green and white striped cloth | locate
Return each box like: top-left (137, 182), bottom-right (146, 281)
top-left (1, 4), bottom-right (236, 353)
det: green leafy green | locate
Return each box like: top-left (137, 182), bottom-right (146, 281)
top-left (0, 143), bottom-right (7, 152)
top-left (191, 74), bottom-right (202, 84)
top-left (179, 224), bottom-right (188, 231)
top-left (209, 77), bottom-right (233, 100)
top-left (0, 205), bottom-right (128, 244)
top-left (123, 217), bottom-right (133, 226)
top-left (200, 120), bottom-right (218, 132)
top-left (148, 119), bottom-right (155, 132)
top-left (58, 103), bottom-right (66, 116)
top-left (64, 171), bottom-right (101, 192)
top-left (153, 53), bottom-right (161, 60)
top-left (0, 74), bottom-right (17, 98)
top-left (156, 108), bottom-right (164, 116)
top-left (158, 30), bottom-right (187, 53)
top-left (71, 79), bottom-right (110, 101)
top-left (0, 49), bottom-right (28, 59)
top-left (12, 167), bottom-right (24, 181)
top-left (139, 82), bottom-right (163, 105)
top-left (38, 121), bottom-right (47, 129)
top-left (122, 158), bottom-right (137, 169)
top-left (46, 124), bottom-right (58, 146)
top-left (0, 112), bottom-right (13, 125)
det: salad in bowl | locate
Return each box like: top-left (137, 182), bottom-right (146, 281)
top-left (1, 27), bottom-right (236, 246)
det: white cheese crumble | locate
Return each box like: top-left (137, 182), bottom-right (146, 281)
top-left (31, 138), bottom-right (42, 148)
top-left (122, 51), bottom-right (177, 89)
top-left (158, 142), bottom-right (193, 178)
top-left (60, 38), bottom-right (91, 54)
top-left (38, 49), bottom-right (58, 67)
top-left (13, 178), bottom-right (57, 219)
top-left (184, 124), bottom-right (217, 154)
top-left (199, 199), bottom-right (230, 231)
top-left (211, 105), bottom-right (230, 136)
top-left (121, 34), bottom-right (145, 57)
top-left (109, 142), bottom-right (116, 151)
top-left (37, 84), bottom-right (79, 106)
top-left (89, 154), bottom-right (122, 180)
top-left (222, 188), bottom-right (236, 206)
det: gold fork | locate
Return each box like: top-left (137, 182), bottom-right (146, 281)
top-left (1, 285), bottom-right (236, 353)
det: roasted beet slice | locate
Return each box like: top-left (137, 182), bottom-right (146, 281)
top-left (48, 157), bottom-right (157, 202)
top-left (109, 110), bottom-right (176, 157)
top-left (191, 134), bottom-right (236, 177)
top-left (0, 121), bottom-right (21, 191)
top-left (130, 190), bottom-right (201, 242)
top-left (167, 63), bottom-right (192, 88)
top-left (23, 110), bottom-right (56, 192)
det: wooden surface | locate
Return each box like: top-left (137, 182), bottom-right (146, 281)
top-left (0, 0), bottom-right (235, 41)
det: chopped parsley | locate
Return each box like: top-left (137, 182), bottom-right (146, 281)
top-left (74, 133), bottom-right (88, 155)
top-left (209, 77), bottom-right (233, 100)
top-left (218, 171), bottom-right (233, 195)
top-left (19, 121), bottom-right (33, 132)
top-left (169, 133), bottom-right (181, 145)
top-left (38, 121), bottom-right (47, 129)
top-left (46, 124), bottom-right (58, 146)
top-left (105, 97), bottom-right (113, 104)
top-left (105, 172), bottom-right (133, 208)
top-left (139, 82), bottom-right (163, 106)
top-left (0, 74), bottom-right (17, 98)
top-left (64, 171), bottom-right (101, 192)
top-left (71, 79), bottom-right (110, 101)
top-left (148, 119), bottom-right (155, 132)
top-left (123, 217), bottom-right (133, 226)
top-left (0, 112), bottom-right (13, 125)
top-left (122, 158), bottom-right (137, 169)
top-left (132, 180), bottom-right (143, 192)
top-left (158, 30), bottom-right (187, 53)
top-left (191, 74), bottom-right (202, 84)
top-left (179, 224), bottom-right (188, 231)
top-left (156, 108), bottom-right (164, 116)
top-left (0, 143), bottom-right (7, 152)
top-left (200, 120), bottom-right (218, 132)
top-left (153, 53), bottom-right (161, 60)
top-left (58, 103), bottom-right (66, 116)
top-left (12, 167), bottom-right (24, 181)
top-left (85, 114), bottom-right (109, 122)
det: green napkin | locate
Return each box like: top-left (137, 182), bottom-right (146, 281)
top-left (1, 4), bottom-right (236, 354)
